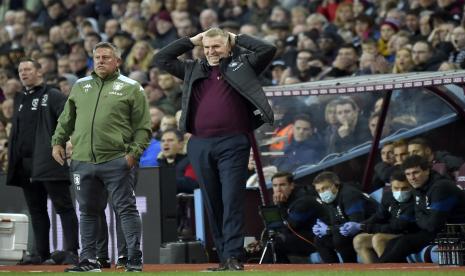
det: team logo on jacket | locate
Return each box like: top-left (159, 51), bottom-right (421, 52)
top-left (41, 95), bottom-right (48, 106)
top-left (31, 98), bottom-right (39, 110)
top-left (113, 82), bottom-right (124, 91)
top-left (229, 61), bottom-right (244, 71)
top-left (83, 83), bottom-right (92, 93)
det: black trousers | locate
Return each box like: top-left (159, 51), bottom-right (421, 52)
top-left (22, 180), bottom-right (79, 260)
top-left (187, 134), bottom-right (250, 263)
top-left (379, 230), bottom-right (436, 263)
top-left (314, 232), bottom-right (357, 263)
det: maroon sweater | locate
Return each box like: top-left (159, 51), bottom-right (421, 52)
top-left (188, 66), bottom-right (252, 137)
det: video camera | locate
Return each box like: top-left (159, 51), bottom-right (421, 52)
top-left (259, 205), bottom-right (285, 230)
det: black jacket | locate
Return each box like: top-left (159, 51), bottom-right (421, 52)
top-left (277, 186), bottom-right (326, 240)
top-left (413, 171), bottom-right (465, 233)
top-left (325, 184), bottom-right (378, 229)
top-left (7, 84), bottom-right (69, 187)
top-left (363, 191), bottom-right (418, 234)
top-left (152, 34), bottom-right (276, 133)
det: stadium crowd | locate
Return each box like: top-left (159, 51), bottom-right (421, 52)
top-left (1, 0), bottom-right (465, 267)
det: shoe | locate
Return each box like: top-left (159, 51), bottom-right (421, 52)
top-left (64, 259), bottom-right (101, 272)
top-left (96, 258), bottom-right (110, 269)
top-left (115, 256), bottom-right (127, 270)
top-left (125, 259), bottom-right (142, 272)
top-left (225, 257), bottom-right (244, 271)
top-left (206, 263), bottom-right (227, 271)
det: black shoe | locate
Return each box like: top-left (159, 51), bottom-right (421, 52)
top-left (206, 263), bottom-right (227, 271)
top-left (64, 259), bottom-right (101, 272)
top-left (96, 257), bottom-right (110, 269)
top-left (125, 259), bottom-right (142, 272)
top-left (225, 257), bottom-right (244, 271)
top-left (115, 256), bottom-right (127, 270)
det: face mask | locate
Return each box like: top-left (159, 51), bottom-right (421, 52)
top-left (393, 190), bottom-right (412, 203)
top-left (319, 190), bottom-right (337, 203)
top-left (308, 66), bottom-right (322, 76)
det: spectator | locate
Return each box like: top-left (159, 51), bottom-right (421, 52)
top-left (321, 44), bottom-right (359, 78)
top-left (124, 40), bottom-right (155, 73)
top-left (199, 8), bottom-right (219, 31)
top-left (392, 47), bottom-right (414, 73)
top-left (104, 19), bottom-right (120, 42)
top-left (274, 114), bottom-right (324, 172)
top-left (377, 19), bottom-right (399, 59)
top-left (393, 139), bottom-right (409, 166)
top-left (156, 70), bottom-right (182, 113)
top-left (311, 171), bottom-right (378, 263)
top-left (407, 137), bottom-right (464, 177)
top-left (411, 40), bottom-right (443, 71)
top-left (111, 31), bottom-right (134, 61)
top-left (352, 169), bottom-right (418, 263)
top-left (328, 97), bottom-right (370, 153)
top-left (157, 129), bottom-right (198, 193)
top-left (68, 51), bottom-right (89, 78)
top-left (371, 142), bottom-right (396, 192)
top-left (449, 26), bottom-right (465, 67)
top-left (151, 10), bottom-right (178, 50)
top-left (379, 155), bottom-right (465, 262)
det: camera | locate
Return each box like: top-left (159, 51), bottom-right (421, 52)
top-left (259, 205), bottom-right (285, 230)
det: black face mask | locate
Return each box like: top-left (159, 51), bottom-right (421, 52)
top-left (308, 66), bottom-right (322, 76)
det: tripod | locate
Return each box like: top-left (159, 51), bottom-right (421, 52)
top-left (259, 229), bottom-right (278, 264)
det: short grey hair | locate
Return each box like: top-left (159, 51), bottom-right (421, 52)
top-left (93, 42), bottom-right (122, 59)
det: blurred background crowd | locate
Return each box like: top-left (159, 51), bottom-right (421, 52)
top-left (0, 0), bottom-right (464, 175)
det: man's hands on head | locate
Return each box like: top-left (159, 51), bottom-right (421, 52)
top-left (190, 31), bottom-right (238, 47)
top-left (229, 32), bottom-right (237, 47)
top-left (52, 145), bottom-right (66, 166)
top-left (190, 32), bottom-right (204, 46)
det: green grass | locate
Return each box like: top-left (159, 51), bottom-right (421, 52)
top-left (0, 272), bottom-right (464, 276)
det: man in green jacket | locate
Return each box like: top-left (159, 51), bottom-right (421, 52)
top-left (52, 42), bottom-right (151, 272)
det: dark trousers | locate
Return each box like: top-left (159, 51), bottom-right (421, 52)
top-left (99, 166), bottom-right (138, 259)
top-left (71, 157), bottom-right (141, 261)
top-left (379, 230), bottom-right (436, 262)
top-left (314, 232), bottom-right (357, 263)
top-left (22, 180), bottom-right (79, 260)
top-left (187, 134), bottom-right (250, 263)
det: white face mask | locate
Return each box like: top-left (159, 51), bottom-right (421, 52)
top-left (393, 190), bottom-right (412, 203)
top-left (319, 190), bottom-right (337, 203)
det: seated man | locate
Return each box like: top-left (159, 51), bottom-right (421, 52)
top-left (351, 169), bottom-right (418, 263)
top-left (264, 172), bottom-right (325, 263)
top-left (379, 155), bottom-right (465, 262)
top-left (393, 139), bottom-right (409, 166)
top-left (328, 97), bottom-right (370, 153)
top-left (371, 141), bottom-right (396, 193)
top-left (274, 114), bottom-right (324, 172)
top-left (407, 137), bottom-right (464, 178)
top-left (311, 171), bottom-right (378, 263)
top-left (158, 129), bottom-right (198, 193)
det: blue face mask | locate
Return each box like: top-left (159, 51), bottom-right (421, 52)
top-left (319, 190), bottom-right (337, 203)
top-left (393, 190), bottom-right (412, 203)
